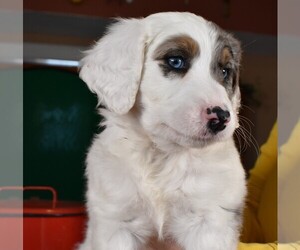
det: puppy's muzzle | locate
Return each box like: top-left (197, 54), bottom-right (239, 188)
top-left (206, 106), bottom-right (230, 134)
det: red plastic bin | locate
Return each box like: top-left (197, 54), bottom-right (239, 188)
top-left (0, 186), bottom-right (86, 250)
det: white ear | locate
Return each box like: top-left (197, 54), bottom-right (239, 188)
top-left (79, 18), bottom-right (146, 114)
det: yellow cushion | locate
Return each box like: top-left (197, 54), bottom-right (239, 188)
top-left (258, 164), bottom-right (277, 243)
top-left (239, 242), bottom-right (300, 249)
top-left (279, 120), bottom-right (300, 184)
top-left (278, 120), bottom-right (300, 242)
top-left (238, 242), bottom-right (277, 249)
top-left (240, 120), bottom-right (300, 248)
top-left (241, 123), bottom-right (277, 243)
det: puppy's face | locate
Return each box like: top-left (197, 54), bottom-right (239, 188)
top-left (80, 12), bottom-right (241, 149)
top-left (139, 13), bottom-right (241, 148)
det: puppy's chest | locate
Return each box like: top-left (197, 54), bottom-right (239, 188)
top-left (132, 150), bottom-right (231, 208)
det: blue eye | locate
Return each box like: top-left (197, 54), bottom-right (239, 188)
top-left (167, 57), bottom-right (185, 69)
top-left (222, 68), bottom-right (230, 79)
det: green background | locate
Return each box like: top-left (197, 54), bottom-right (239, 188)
top-left (24, 68), bottom-right (101, 201)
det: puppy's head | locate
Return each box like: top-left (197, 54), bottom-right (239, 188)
top-left (80, 12), bottom-right (242, 149)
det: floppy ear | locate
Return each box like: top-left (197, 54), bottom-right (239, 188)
top-left (79, 18), bottom-right (146, 114)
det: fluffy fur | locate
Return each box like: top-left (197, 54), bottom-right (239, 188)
top-left (78, 12), bottom-right (246, 250)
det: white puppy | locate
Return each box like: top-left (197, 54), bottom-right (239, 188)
top-left (78, 12), bottom-right (246, 250)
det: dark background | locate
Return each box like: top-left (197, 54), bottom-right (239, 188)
top-left (23, 69), bottom-right (101, 201)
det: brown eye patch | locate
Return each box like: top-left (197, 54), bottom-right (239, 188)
top-left (213, 46), bottom-right (236, 96)
top-left (218, 46), bottom-right (235, 83)
top-left (153, 35), bottom-right (200, 78)
top-left (210, 26), bottom-right (241, 98)
top-left (220, 47), bottom-right (233, 66)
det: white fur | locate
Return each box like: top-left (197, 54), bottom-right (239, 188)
top-left (78, 12), bottom-right (246, 250)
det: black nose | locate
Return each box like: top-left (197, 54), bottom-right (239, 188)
top-left (207, 106), bottom-right (230, 134)
top-left (212, 106), bottom-right (230, 122)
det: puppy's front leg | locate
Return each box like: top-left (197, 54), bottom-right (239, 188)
top-left (92, 219), bottom-right (141, 250)
top-left (169, 208), bottom-right (241, 250)
top-left (80, 214), bottom-right (148, 250)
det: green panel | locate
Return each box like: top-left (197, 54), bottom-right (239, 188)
top-left (24, 68), bottom-right (101, 201)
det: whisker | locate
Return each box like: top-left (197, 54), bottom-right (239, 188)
top-left (240, 104), bottom-right (256, 114)
top-left (235, 131), bottom-right (242, 153)
top-left (235, 113), bottom-right (260, 157)
top-left (235, 127), bottom-right (248, 152)
top-left (237, 123), bottom-right (260, 156)
top-left (242, 39), bottom-right (257, 49)
top-left (234, 129), bottom-right (247, 153)
top-left (239, 121), bottom-right (254, 134)
top-left (239, 115), bottom-right (255, 127)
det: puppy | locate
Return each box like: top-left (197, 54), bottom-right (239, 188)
top-left (78, 12), bottom-right (246, 250)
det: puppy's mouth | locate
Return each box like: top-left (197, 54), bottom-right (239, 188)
top-left (159, 123), bottom-right (219, 142)
top-left (207, 118), bottom-right (227, 134)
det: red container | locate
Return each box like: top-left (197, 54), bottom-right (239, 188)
top-left (0, 186), bottom-right (86, 250)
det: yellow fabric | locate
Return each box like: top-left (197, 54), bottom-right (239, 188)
top-left (238, 242), bottom-right (277, 249)
top-left (241, 123), bottom-right (277, 243)
top-left (278, 120), bottom-right (300, 242)
top-left (239, 120), bottom-right (300, 249)
top-left (239, 242), bottom-right (300, 249)
top-left (258, 164), bottom-right (277, 243)
top-left (278, 120), bottom-right (300, 186)
top-left (278, 243), bottom-right (300, 250)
